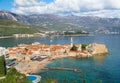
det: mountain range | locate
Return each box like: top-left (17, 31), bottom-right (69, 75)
top-left (0, 10), bottom-right (120, 34)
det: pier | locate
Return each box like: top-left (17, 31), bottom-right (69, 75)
top-left (42, 67), bottom-right (82, 72)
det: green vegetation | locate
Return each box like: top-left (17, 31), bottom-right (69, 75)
top-left (71, 45), bottom-right (78, 51)
top-left (0, 55), bottom-right (31, 83)
top-left (0, 20), bottom-right (40, 36)
top-left (39, 21), bottom-right (85, 31)
top-left (0, 55), bottom-right (6, 77)
top-left (0, 68), bottom-right (32, 83)
top-left (46, 22), bottom-right (70, 31)
top-left (64, 31), bottom-right (89, 35)
top-left (81, 44), bottom-right (88, 50)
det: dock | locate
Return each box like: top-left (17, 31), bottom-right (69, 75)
top-left (42, 67), bottom-right (82, 72)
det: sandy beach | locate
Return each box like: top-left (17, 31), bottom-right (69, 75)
top-left (15, 58), bottom-right (50, 74)
top-left (15, 54), bottom-right (71, 74)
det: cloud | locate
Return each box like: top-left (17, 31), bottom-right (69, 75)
top-left (13, 0), bottom-right (46, 7)
top-left (12, 0), bottom-right (120, 17)
top-left (73, 10), bottom-right (120, 18)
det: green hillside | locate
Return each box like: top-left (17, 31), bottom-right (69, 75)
top-left (44, 22), bottom-right (81, 31)
top-left (0, 20), bottom-right (40, 36)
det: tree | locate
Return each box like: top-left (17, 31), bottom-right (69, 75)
top-left (4, 68), bottom-right (32, 83)
top-left (70, 45), bottom-right (78, 51)
top-left (0, 55), bottom-right (6, 77)
top-left (81, 44), bottom-right (88, 50)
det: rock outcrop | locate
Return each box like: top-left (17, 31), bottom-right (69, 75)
top-left (86, 43), bottom-right (108, 55)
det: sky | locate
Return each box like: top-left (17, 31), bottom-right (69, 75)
top-left (1, 0), bottom-right (120, 18)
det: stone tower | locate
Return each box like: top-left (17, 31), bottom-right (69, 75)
top-left (70, 37), bottom-right (73, 47)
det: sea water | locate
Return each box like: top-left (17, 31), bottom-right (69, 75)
top-left (0, 35), bottom-right (120, 83)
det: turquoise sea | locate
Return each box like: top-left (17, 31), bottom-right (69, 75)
top-left (0, 35), bottom-right (120, 83)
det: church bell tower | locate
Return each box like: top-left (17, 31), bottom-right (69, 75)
top-left (70, 37), bottom-right (73, 47)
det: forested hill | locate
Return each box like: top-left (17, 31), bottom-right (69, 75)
top-left (0, 20), bottom-right (39, 36)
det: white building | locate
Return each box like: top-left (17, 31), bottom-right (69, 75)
top-left (0, 47), bottom-right (8, 57)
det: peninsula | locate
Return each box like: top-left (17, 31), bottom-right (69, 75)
top-left (1, 41), bottom-right (108, 74)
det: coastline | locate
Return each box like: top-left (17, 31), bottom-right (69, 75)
top-left (22, 53), bottom-right (107, 74)
top-left (24, 55), bottom-right (70, 74)
top-left (0, 36), bottom-right (13, 39)
top-left (0, 34), bottom-right (92, 39)
top-left (16, 55), bottom-right (74, 74)
top-left (15, 58), bottom-right (51, 75)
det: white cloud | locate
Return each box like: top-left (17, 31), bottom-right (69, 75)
top-left (13, 0), bottom-right (46, 7)
top-left (108, 0), bottom-right (120, 9)
top-left (73, 10), bottom-right (120, 18)
top-left (12, 0), bottom-right (120, 17)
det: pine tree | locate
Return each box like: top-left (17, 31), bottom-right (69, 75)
top-left (0, 55), bottom-right (6, 77)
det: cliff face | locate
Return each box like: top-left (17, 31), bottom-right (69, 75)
top-left (86, 43), bottom-right (108, 55)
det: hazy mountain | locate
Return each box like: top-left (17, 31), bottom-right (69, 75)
top-left (0, 10), bottom-right (120, 34)
top-left (0, 10), bottom-right (18, 21)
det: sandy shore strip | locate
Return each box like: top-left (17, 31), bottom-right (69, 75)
top-left (15, 58), bottom-right (51, 74)
top-left (15, 55), bottom-right (70, 74)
